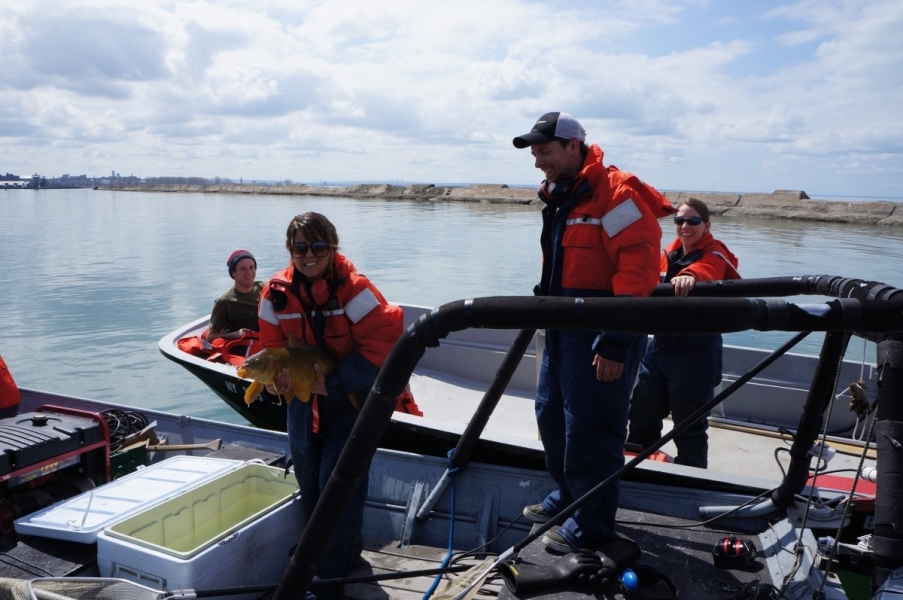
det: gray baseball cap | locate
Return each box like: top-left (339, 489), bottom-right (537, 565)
top-left (513, 112), bottom-right (586, 148)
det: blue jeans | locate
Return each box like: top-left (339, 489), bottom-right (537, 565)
top-left (535, 329), bottom-right (646, 549)
top-left (288, 396), bottom-right (368, 600)
top-left (627, 335), bottom-right (722, 468)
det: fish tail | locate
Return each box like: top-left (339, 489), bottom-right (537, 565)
top-left (244, 380), bottom-right (264, 405)
top-left (291, 382), bottom-right (312, 403)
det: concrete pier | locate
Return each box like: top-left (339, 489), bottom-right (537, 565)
top-left (97, 183), bottom-right (903, 227)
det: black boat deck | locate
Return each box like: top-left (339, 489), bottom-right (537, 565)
top-left (494, 513), bottom-right (772, 600)
top-left (346, 509), bottom-right (780, 600)
top-left (348, 539), bottom-right (502, 599)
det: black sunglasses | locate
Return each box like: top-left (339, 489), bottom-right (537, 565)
top-left (292, 241), bottom-right (331, 257)
top-left (673, 216), bottom-right (704, 226)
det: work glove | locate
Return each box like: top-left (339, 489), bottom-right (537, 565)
top-left (577, 536), bottom-right (644, 592)
top-left (499, 550), bottom-right (603, 594)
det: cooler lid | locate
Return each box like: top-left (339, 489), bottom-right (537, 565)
top-left (14, 455), bottom-right (242, 543)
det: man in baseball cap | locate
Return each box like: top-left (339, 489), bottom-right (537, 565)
top-left (514, 111), bottom-right (675, 556)
top-left (512, 111), bottom-right (586, 149)
top-left (207, 249), bottom-right (264, 343)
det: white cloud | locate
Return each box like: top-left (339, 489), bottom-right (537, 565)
top-left (1, 0), bottom-right (901, 197)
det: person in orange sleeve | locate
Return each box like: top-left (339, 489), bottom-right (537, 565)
top-left (513, 112), bottom-right (675, 554)
top-left (628, 199), bottom-right (740, 468)
top-left (257, 212), bottom-right (402, 600)
top-left (0, 355), bottom-right (21, 418)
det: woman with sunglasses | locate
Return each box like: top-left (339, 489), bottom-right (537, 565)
top-left (626, 199), bottom-right (740, 468)
top-left (256, 212), bottom-right (403, 599)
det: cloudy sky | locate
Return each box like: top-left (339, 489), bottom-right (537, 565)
top-left (2, 0), bottom-right (901, 197)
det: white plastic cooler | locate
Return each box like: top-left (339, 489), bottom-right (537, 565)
top-left (95, 461), bottom-right (302, 599)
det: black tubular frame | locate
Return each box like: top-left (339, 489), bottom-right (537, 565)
top-left (272, 275), bottom-right (903, 598)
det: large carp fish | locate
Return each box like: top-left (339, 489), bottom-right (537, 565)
top-left (236, 345), bottom-right (339, 405)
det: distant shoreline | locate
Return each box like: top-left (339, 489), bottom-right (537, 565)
top-left (95, 182), bottom-right (903, 227)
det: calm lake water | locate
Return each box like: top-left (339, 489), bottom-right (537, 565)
top-left (3, 188), bottom-right (902, 425)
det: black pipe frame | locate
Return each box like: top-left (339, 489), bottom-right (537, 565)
top-left (770, 330), bottom-right (851, 509)
top-left (872, 338), bottom-right (903, 592)
top-left (450, 327), bottom-right (536, 470)
top-left (274, 276), bottom-right (903, 598)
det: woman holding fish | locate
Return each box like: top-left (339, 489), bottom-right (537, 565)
top-left (255, 212), bottom-right (403, 599)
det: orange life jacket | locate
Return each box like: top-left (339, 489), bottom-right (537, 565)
top-left (177, 330), bottom-right (259, 367)
top-left (539, 144), bottom-right (675, 298)
top-left (660, 230), bottom-right (741, 282)
top-left (257, 255), bottom-right (402, 368)
top-left (395, 384), bottom-right (423, 416)
top-left (257, 255), bottom-right (414, 430)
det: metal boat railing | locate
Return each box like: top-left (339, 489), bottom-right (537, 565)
top-left (272, 275), bottom-right (903, 598)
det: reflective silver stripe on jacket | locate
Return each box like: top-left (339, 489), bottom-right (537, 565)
top-left (276, 312), bottom-right (306, 320)
top-left (601, 198), bottom-right (641, 237)
top-left (259, 289), bottom-right (376, 325)
top-left (258, 297), bottom-right (279, 326)
top-left (345, 288), bottom-right (379, 323)
top-left (565, 216), bottom-right (603, 227)
top-left (711, 251), bottom-right (741, 278)
top-left (259, 296), bottom-right (305, 325)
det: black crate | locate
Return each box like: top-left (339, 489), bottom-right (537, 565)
top-left (0, 411), bottom-right (106, 475)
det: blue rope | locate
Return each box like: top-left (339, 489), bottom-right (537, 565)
top-left (421, 450), bottom-right (461, 599)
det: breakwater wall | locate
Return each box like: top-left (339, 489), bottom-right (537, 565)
top-left (97, 183), bottom-right (903, 227)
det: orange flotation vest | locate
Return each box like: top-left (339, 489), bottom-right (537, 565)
top-left (177, 330), bottom-right (259, 367)
top-left (395, 383), bottom-right (423, 416)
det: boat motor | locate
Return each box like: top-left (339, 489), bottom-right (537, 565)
top-left (0, 407), bottom-right (110, 549)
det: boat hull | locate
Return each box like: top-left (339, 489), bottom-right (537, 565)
top-left (159, 323), bottom-right (552, 468)
top-left (159, 306), bottom-right (879, 469)
top-left (6, 377), bottom-right (877, 600)
top-left (164, 348), bottom-right (288, 430)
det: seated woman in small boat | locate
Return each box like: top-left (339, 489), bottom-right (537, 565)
top-left (627, 199), bottom-right (741, 468)
top-left (206, 249), bottom-right (264, 343)
top-left (257, 212), bottom-right (403, 600)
